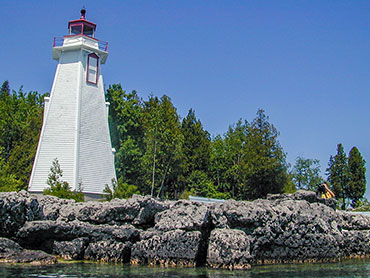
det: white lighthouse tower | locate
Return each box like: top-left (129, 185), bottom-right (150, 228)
top-left (29, 9), bottom-right (116, 199)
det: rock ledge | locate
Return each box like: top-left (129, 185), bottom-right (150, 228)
top-left (1, 190), bottom-right (370, 269)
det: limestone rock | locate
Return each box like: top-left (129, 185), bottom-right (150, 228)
top-left (154, 200), bottom-right (210, 232)
top-left (84, 240), bottom-right (131, 262)
top-left (1, 191), bottom-right (370, 268)
top-left (17, 220), bottom-right (140, 250)
top-left (36, 194), bottom-right (75, 221)
top-left (0, 191), bottom-right (43, 237)
top-left (57, 195), bottom-right (168, 228)
top-left (207, 228), bottom-right (251, 269)
top-left (52, 237), bottom-right (88, 260)
top-left (0, 237), bottom-right (56, 264)
top-left (131, 229), bottom-right (203, 266)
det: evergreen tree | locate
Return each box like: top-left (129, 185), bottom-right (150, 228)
top-left (141, 95), bottom-right (184, 199)
top-left (347, 147), bottom-right (366, 208)
top-left (105, 84), bottom-right (144, 186)
top-left (179, 109), bottom-right (211, 196)
top-left (0, 80), bottom-right (10, 98)
top-left (292, 157), bottom-right (323, 191)
top-left (209, 109), bottom-right (289, 200)
top-left (224, 119), bottom-right (249, 199)
top-left (327, 144), bottom-right (349, 209)
top-left (209, 135), bottom-right (230, 197)
top-left (242, 109), bottom-right (289, 199)
top-left (43, 158), bottom-right (84, 202)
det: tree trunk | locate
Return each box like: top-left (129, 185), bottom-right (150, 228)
top-left (157, 159), bottom-right (171, 199)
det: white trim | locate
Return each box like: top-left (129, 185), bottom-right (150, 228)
top-left (73, 50), bottom-right (83, 190)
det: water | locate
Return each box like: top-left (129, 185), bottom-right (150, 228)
top-left (1, 259), bottom-right (370, 278)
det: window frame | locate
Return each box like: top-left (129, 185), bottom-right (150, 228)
top-left (86, 53), bottom-right (99, 85)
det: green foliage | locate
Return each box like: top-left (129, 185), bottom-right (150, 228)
top-left (0, 79), bottom-right (308, 202)
top-left (282, 174), bottom-right (297, 194)
top-left (224, 119), bottom-right (249, 198)
top-left (209, 135), bottom-right (229, 195)
top-left (352, 198), bottom-right (370, 212)
top-left (141, 95), bottom-right (184, 199)
top-left (106, 86), bottom-right (184, 199)
top-left (188, 170), bottom-right (214, 197)
top-left (106, 84), bottom-right (291, 201)
top-left (327, 144), bottom-right (367, 209)
top-left (242, 109), bottom-right (289, 199)
top-left (43, 158), bottom-right (84, 202)
top-left (0, 147), bottom-right (22, 192)
top-left (208, 110), bottom-right (290, 200)
top-left (347, 147), bottom-right (366, 208)
top-left (178, 109), bottom-right (211, 197)
top-left (106, 84), bottom-right (144, 186)
top-left (327, 144), bottom-right (349, 209)
top-left (292, 156), bottom-right (323, 191)
top-left (0, 81), bottom-right (45, 191)
top-left (103, 178), bottom-right (139, 201)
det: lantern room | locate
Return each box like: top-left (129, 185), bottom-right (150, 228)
top-left (68, 8), bottom-right (96, 38)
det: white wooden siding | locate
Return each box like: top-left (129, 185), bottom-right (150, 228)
top-left (29, 46), bottom-right (116, 195)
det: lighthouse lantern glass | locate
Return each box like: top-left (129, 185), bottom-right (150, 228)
top-left (83, 25), bottom-right (94, 37)
top-left (70, 24), bottom-right (83, 35)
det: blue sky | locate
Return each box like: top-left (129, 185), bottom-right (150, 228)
top-left (1, 1), bottom-right (369, 197)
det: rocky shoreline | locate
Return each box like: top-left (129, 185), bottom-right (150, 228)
top-left (1, 190), bottom-right (370, 269)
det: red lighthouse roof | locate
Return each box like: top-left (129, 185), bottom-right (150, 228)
top-left (68, 8), bottom-right (97, 38)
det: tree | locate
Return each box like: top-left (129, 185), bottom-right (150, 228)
top-left (209, 109), bottom-right (290, 200)
top-left (0, 81), bottom-right (45, 191)
top-left (327, 144), bottom-right (349, 209)
top-left (242, 109), bottom-right (289, 199)
top-left (209, 135), bottom-right (230, 197)
top-left (105, 84), bottom-right (144, 187)
top-left (347, 147), bottom-right (366, 208)
top-left (103, 178), bottom-right (139, 201)
top-left (43, 158), bottom-right (84, 202)
top-left (292, 157), bottom-right (323, 191)
top-left (0, 147), bottom-right (22, 192)
top-left (178, 109), bottom-right (211, 196)
top-left (223, 119), bottom-right (249, 199)
top-left (141, 95), bottom-right (184, 199)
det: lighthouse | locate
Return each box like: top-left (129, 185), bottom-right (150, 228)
top-left (28, 9), bottom-right (116, 199)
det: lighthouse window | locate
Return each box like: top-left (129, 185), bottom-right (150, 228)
top-left (83, 26), bottom-right (94, 37)
top-left (87, 53), bottom-right (99, 85)
top-left (71, 24), bottom-right (82, 35)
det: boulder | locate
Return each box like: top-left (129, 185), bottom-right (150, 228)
top-left (210, 197), bottom-right (345, 263)
top-left (0, 237), bottom-right (56, 264)
top-left (0, 191), bottom-right (43, 237)
top-left (36, 194), bottom-right (75, 221)
top-left (131, 229), bottom-right (203, 266)
top-left (267, 190), bottom-right (337, 210)
top-left (341, 230), bottom-right (370, 257)
top-left (154, 200), bottom-right (210, 232)
top-left (207, 228), bottom-right (251, 269)
top-left (84, 240), bottom-right (131, 262)
top-left (17, 220), bottom-right (140, 251)
top-left (57, 195), bottom-right (169, 228)
top-left (52, 237), bottom-right (88, 260)
top-left (337, 212), bottom-right (370, 231)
